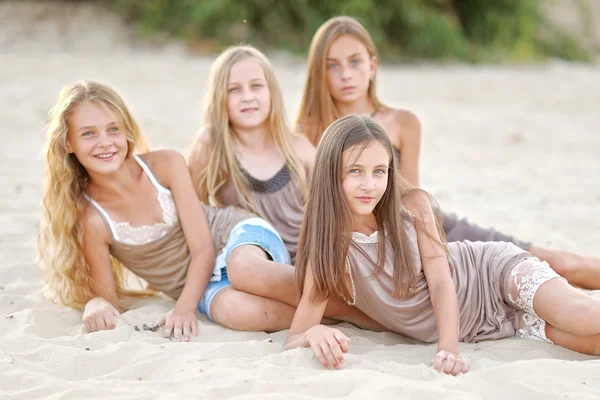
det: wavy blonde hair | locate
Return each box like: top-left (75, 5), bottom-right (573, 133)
top-left (190, 45), bottom-right (306, 213)
top-left (38, 80), bottom-right (152, 310)
top-left (296, 16), bottom-right (385, 145)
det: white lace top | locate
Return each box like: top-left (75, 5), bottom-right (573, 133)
top-left (86, 155), bottom-right (179, 245)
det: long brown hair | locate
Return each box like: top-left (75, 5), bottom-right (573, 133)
top-left (295, 16), bottom-right (384, 146)
top-left (296, 114), bottom-right (445, 302)
top-left (190, 45), bottom-right (306, 213)
top-left (38, 81), bottom-right (152, 310)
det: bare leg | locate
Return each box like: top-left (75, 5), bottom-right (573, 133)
top-left (546, 325), bottom-right (600, 355)
top-left (529, 245), bottom-right (600, 289)
top-left (209, 287), bottom-right (297, 332)
top-left (534, 278), bottom-right (600, 337)
top-left (226, 245), bottom-right (387, 332)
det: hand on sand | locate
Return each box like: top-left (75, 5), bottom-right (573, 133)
top-left (155, 307), bottom-right (198, 342)
top-left (432, 350), bottom-right (469, 375)
top-left (300, 325), bottom-right (351, 370)
top-left (82, 297), bottom-right (119, 332)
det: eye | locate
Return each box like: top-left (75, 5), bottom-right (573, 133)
top-left (252, 83), bottom-right (264, 89)
top-left (327, 63), bottom-right (338, 69)
top-left (228, 87), bottom-right (240, 93)
top-left (81, 130), bottom-right (94, 137)
top-left (350, 168), bottom-right (361, 174)
top-left (108, 127), bottom-right (120, 133)
top-left (375, 168), bottom-right (387, 175)
top-left (350, 59), bottom-right (361, 65)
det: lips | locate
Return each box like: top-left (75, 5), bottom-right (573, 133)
top-left (93, 152), bottom-right (116, 161)
top-left (341, 86), bottom-right (356, 92)
top-left (357, 196), bottom-right (374, 203)
top-left (241, 107), bottom-right (258, 113)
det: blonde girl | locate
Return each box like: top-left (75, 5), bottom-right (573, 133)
top-left (39, 80), bottom-right (307, 338)
top-left (294, 15), bottom-right (600, 289)
top-left (188, 46), bottom-right (381, 330)
top-left (286, 114), bottom-right (600, 374)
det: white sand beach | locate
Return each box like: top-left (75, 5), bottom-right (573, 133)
top-left (1, 2), bottom-right (599, 399)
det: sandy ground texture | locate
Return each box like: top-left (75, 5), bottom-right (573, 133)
top-left (1, 2), bottom-right (599, 399)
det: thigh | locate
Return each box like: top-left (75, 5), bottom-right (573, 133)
top-left (546, 323), bottom-right (600, 355)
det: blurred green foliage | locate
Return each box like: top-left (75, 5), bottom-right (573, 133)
top-left (109, 0), bottom-right (591, 62)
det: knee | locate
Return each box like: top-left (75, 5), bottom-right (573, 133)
top-left (226, 246), bottom-right (258, 288)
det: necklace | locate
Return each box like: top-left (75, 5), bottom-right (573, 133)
top-left (343, 258), bottom-right (357, 305)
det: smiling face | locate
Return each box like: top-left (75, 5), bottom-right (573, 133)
top-left (326, 34), bottom-right (376, 105)
top-left (226, 57), bottom-right (271, 131)
top-left (341, 140), bottom-right (390, 223)
top-left (66, 100), bottom-right (128, 176)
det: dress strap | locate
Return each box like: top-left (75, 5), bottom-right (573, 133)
top-left (132, 154), bottom-right (170, 194)
top-left (85, 195), bottom-right (120, 241)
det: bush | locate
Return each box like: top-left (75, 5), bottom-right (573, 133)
top-left (109, 0), bottom-right (591, 62)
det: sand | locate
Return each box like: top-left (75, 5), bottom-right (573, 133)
top-left (1, 2), bottom-right (599, 399)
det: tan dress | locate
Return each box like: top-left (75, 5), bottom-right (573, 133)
top-left (216, 164), bottom-right (304, 262)
top-left (87, 154), bottom-right (254, 299)
top-left (347, 207), bottom-right (562, 344)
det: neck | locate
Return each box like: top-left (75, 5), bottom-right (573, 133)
top-left (87, 158), bottom-right (137, 200)
top-left (351, 212), bottom-right (378, 236)
top-left (335, 96), bottom-right (375, 117)
top-left (233, 124), bottom-right (273, 152)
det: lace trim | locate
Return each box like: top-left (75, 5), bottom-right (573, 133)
top-left (352, 231), bottom-right (379, 243)
top-left (114, 191), bottom-right (179, 245)
top-left (505, 257), bottom-right (561, 344)
top-left (400, 204), bottom-right (414, 219)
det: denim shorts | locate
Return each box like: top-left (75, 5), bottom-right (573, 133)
top-left (197, 218), bottom-right (290, 321)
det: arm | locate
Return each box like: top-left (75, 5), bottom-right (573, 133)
top-left (81, 210), bottom-right (120, 331)
top-left (285, 263), bottom-right (350, 369)
top-left (404, 191), bottom-right (467, 375)
top-left (291, 134), bottom-right (316, 176)
top-left (154, 150), bottom-right (217, 340)
top-left (187, 129), bottom-right (211, 200)
top-left (396, 110), bottom-right (421, 187)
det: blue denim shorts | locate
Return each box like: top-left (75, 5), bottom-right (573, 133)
top-left (197, 218), bottom-right (290, 321)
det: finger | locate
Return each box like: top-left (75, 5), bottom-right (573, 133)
top-left (461, 359), bottom-right (470, 374)
top-left (327, 337), bottom-right (345, 366)
top-left (334, 331), bottom-right (351, 353)
top-left (320, 342), bottom-right (340, 369)
top-left (95, 314), bottom-right (107, 331)
top-left (191, 319), bottom-right (198, 337)
top-left (451, 359), bottom-right (464, 376)
top-left (173, 320), bottom-right (184, 342)
top-left (443, 354), bottom-right (457, 375)
top-left (183, 322), bottom-right (191, 342)
top-left (432, 351), bottom-right (447, 371)
top-left (312, 342), bottom-right (330, 369)
top-left (105, 313), bottom-right (116, 330)
top-left (155, 314), bottom-right (166, 327)
top-left (83, 320), bottom-right (92, 333)
top-left (88, 318), bottom-right (99, 333)
top-left (284, 337), bottom-right (306, 350)
top-left (163, 318), bottom-right (174, 338)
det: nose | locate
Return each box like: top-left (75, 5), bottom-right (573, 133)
top-left (241, 85), bottom-right (255, 102)
top-left (341, 64), bottom-right (352, 81)
top-left (361, 175), bottom-right (376, 191)
top-left (97, 130), bottom-right (113, 147)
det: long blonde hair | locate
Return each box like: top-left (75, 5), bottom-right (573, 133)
top-left (191, 45), bottom-right (306, 213)
top-left (296, 16), bottom-right (384, 146)
top-left (38, 81), bottom-right (151, 310)
top-left (296, 115), bottom-right (446, 301)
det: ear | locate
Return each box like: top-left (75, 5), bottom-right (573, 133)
top-left (369, 56), bottom-right (378, 80)
top-left (65, 139), bottom-right (74, 154)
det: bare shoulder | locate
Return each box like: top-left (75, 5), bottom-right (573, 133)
top-left (82, 205), bottom-right (110, 244)
top-left (402, 189), bottom-right (434, 218)
top-left (390, 108), bottom-right (421, 136)
top-left (138, 150), bottom-right (187, 187)
top-left (291, 133), bottom-right (316, 170)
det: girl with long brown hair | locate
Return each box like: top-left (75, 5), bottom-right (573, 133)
top-left (286, 114), bottom-right (600, 375)
top-left (294, 15), bottom-right (600, 289)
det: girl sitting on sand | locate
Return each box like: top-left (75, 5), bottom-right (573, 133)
top-left (186, 46), bottom-right (382, 331)
top-left (285, 114), bottom-right (600, 375)
top-left (38, 80), bottom-right (318, 339)
top-left (294, 15), bottom-right (600, 289)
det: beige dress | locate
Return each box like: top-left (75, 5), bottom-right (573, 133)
top-left (86, 154), bottom-right (254, 299)
top-left (346, 207), bottom-right (563, 344)
top-left (216, 164), bottom-right (304, 262)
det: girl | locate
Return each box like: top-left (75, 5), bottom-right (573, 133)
top-left (294, 15), bottom-right (600, 289)
top-left (187, 45), bottom-right (382, 331)
top-left (38, 80), bottom-right (310, 339)
top-left (286, 114), bottom-right (600, 375)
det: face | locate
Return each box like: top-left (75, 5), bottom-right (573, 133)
top-left (227, 58), bottom-right (271, 131)
top-left (66, 100), bottom-right (128, 175)
top-left (341, 140), bottom-right (390, 221)
top-left (326, 35), bottom-right (376, 104)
